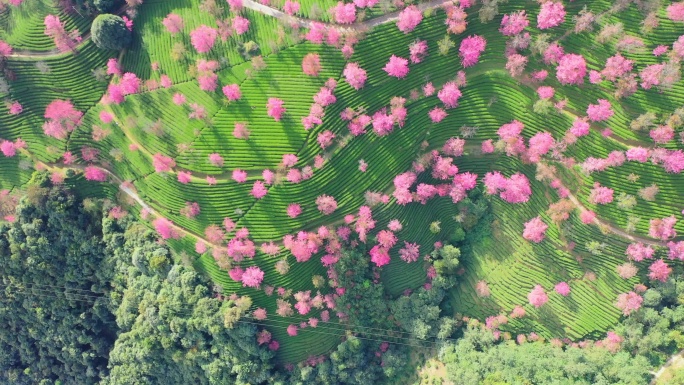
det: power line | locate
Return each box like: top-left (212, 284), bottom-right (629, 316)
top-left (0, 282), bottom-right (106, 300)
top-left (244, 304), bottom-right (432, 340)
top-left (0, 286), bottom-right (441, 351)
top-left (235, 318), bottom-right (440, 350)
top-left (0, 286), bottom-right (104, 305)
top-left (0, 282), bottom-right (455, 346)
top-left (7, 281), bottom-right (108, 294)
top-left (243, 305), bottom-right (457, 346)
top-left (241, 315), bottom-right (438, 349)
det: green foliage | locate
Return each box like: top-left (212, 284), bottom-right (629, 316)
top-left (0, 178), bottom-right (276, 384)
top-left (93, 0), bottom-right (123, 13)
top-left (333, 247), bottom-right (391, 330)
top-left (432, 245), bottom-right (460, 276)
top-left (288, 336), bottom-right (389, 385)
top-left (0, 176), bottom-right (116, 384)
top-left (661, 368), bottom-right (684, 385)
top-left (101, 214), bottom-right (275, 384)
top-left (91, 14), bottom-right (131, 51)
top-left (440, 324), bottom-right (652, 385)
top-left (391, 275), bottom-right (457, 341)
top-left (615, 277), bottom-right (684, 361)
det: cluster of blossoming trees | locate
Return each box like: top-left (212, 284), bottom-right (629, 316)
top-left (4, 0), bottom-right (684, 358)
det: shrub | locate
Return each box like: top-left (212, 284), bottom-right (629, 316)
top-left (91, 14), bottom-right (131, 50)
top-left (93, 0), bottom-right (122, 12)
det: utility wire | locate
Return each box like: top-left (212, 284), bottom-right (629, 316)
top-left (0, 284), bottom-right (451, 348)
top-left (244, 304), bottom-right (432, 340)
top-left (235, 318), bottom-right (440, 350)
top-left (243, 305), bottom-right (458, 345)
top-left (3, 281), bottom-right (108, 294)
top-left (240, 315), bottom-right (438, 349)
top-left (0, 284), bottom-right (105, 300)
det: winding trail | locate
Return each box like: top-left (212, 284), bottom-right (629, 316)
top-left (556, 175), bottom-right (669, 248)
top-left (242, 0), bottom-right (453, 32)
top-left (650, 350), bottom-right (684, 384)
top-left (9, 0), bottom-right (674, 256)
top-left (7, 0), bottom-right (449, 59)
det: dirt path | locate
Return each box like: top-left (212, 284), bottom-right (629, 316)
top-left (560, 180), bottom-right (668, 247)
top-left (651, 350), bottom-right (684, 384)
top-left (242, 0), bottom-right (453, 32)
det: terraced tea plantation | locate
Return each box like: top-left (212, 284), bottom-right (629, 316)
top-left (2, 0), bottom-right (684, 364)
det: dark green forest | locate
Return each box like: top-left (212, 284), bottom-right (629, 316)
top-left (1, 175), bottom-right (683, 384)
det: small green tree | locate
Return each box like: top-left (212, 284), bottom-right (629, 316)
top-left (91, 14), bottom-right (131, 50)
top-left (93, 0), bottom-right (122, 12)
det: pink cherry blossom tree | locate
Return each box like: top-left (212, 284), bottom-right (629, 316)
top-left (663, 150), bottom-right (684, 173)
top-left (648, 260), bottom-right (671, 282)
top-left (602, 54), bottom-right (633, 81)
top-left (287, 203), bottom-right (302, 218)
top-left (208, 153), bottom-right (224, 167)
top-left (251, 181), bottom-right (268, 199)
top-left (369, 245), bottom-right (390, 267)
top-left (0, 141), bottom-right (16, 157)
top-left (0, 40), bottom-right (12, 57)
top-left (242, 266), bottom-right (265, 288)
top-left (397, 5), bottom-right (423, 33)
top-left (523, 216), bottom-right (548, 243)
top-left (267, 98), bottom-right (286, 121)
top-left (232, 16), bottom-right (250, 35)
top-left (438, 82), bottom-right (462, 109)
top-left (505, 54), bottom-right (528, 77)
top-left (586, 99), bottom-right (614, 122)
top-left (204, 225), bottom-right (224, 243)
top-left (667, 2), bottom-right (684, 21)
top-left (316, 195), bottom-right (337, 215)
top-left (528, 284), bottom-right (548, 308)
top-left (284, 0), bottom-right (300, 15)
top-left (668, 241), bottom-right (684, 260)
top-left (625, 243), bottom-right (655, 262)
top-left (153, 218), bottom-right (180, 239)
top-left (343, 63), bottom-right (367, 90)
top-left (383, 55), bottom-right (409, 78)
top-left (640, 63), bottom-right (665, 90)
top-left (569, 117), bottom-right (590, 137)
top-left (459, 35), bottom-right (486, 67)
top-left (42, 100), bottom-right (83, 139)
top-left (429, 107), bottom-right (447, 123)
top-left (500, 10), bottom-right (528, 36)
top-left (650, 125), bottom-right (674, 144)
top-left (616, 291), bottom-right (643, 315)
top-left (332, 2), bottom-right (356, 24)
top-left (537, 1), bottom-right (566, 29)
top-left (409, 40), bottom-right (428, 63)
top-left (222, 84), bottom-right (241, 101)
top-left (8, 101), bottom-right (22, 115)
top-left (153, 153), bottom-right (176, 173)
top-left (84, 166), bottom-right (107, 182)
top-left (232, 169), bottom-right (248, 183)
top-left (44, 15), bottom-right (81, 53)
top-left (649, 216), bottom-right (677, 240)
top-left (302, 53), bottom-right (321, 76)
top-left (556, 54), bottom-right (587, 85)
top-left (190, 25), bottom-right (218, 53)
top-left (554, 282), bottom-right (571, 296)
top-left (180, 202), bottom-right (200, 218)
top-left (617, 263), bottom-right (638, 279)
top-left (588, 183), bottom-right (614, 205)
top-left (399, 241), bottom-right (420, 263)
top-left (501, 173), bottom-right (532, 203)
top-left (162, 13), bottom-right (184, 35)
